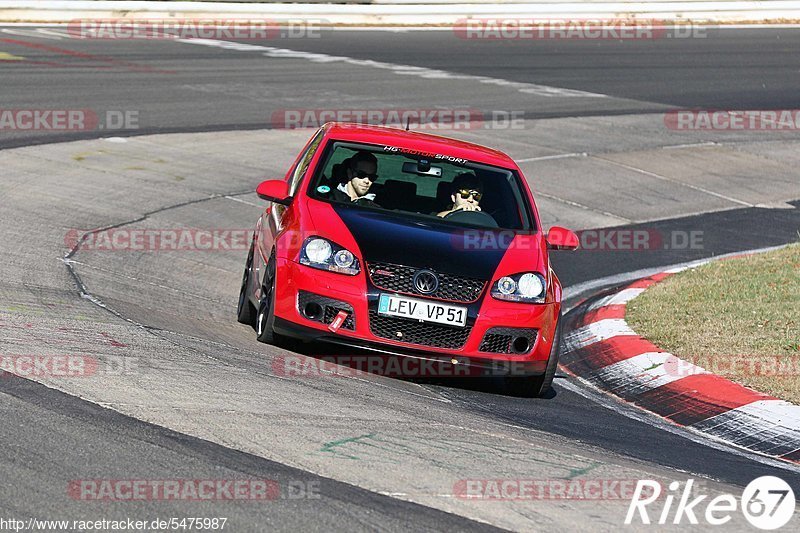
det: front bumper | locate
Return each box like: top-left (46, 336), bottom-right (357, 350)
top-left (272, 259), bottom-right (560, 373)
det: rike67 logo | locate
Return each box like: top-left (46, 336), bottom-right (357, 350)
top-left (626, 477), bottom-right (796, 529)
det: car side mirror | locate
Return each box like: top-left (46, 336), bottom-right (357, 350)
top-left (256, 180), bottom-right (292, 206)
top-left (546, 226), bottom-right (579, 250)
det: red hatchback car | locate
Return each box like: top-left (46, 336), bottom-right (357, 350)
top-left (238, 123), bottom-right (578, 396)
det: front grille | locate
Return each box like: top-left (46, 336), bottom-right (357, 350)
top-left (369, 310), bottom-right (471, 349)
top-left (298, 291), bottom-right (355, 330)
top-left (479, 327), bottom-right (538, 354)
top-left (367, 262), bottom-right (485, 302)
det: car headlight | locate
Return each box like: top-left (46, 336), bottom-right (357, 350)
top-left (300, 237), bottom-right (360, 275)
top-left (305, 238), bottom-right (332, 263)
top-left (497, 276), bottom-right (516, 295)
top-left (334, 249), bottom-right (355, 269)
top-left (491, 272), bottom-right (546, 303)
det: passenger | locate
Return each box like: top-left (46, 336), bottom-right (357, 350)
top-left (331, 151), bottom-right (379, 206)
top-left (437, 173), bottom-right (483, 217)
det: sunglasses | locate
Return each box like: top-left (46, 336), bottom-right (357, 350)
top-left (352, 169), bottom-right (379, 182)
top-left (457, 189), bottom-right (483, 201)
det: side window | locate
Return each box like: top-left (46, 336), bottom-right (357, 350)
top-left (288, 130), bottom-right (324, 195)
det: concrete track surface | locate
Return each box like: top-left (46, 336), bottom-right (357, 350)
top-left (1, 26), bottom-right (800, 531)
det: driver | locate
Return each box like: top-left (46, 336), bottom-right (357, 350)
top-left (437, 173), bottom-right (483, 217)
top-left (331, 151), bottom-right (379, 206)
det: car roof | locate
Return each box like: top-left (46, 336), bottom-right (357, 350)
top-left (321, 122), bottom-right (518, 169)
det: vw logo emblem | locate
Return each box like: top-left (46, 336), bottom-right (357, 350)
top-left (413, 269), bottom-right (439, 294)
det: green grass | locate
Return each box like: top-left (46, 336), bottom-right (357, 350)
top-left (626, 244), bottom-right (800, 403)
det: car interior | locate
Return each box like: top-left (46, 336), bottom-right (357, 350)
top-left (317, 149), bottom-right (530, 230)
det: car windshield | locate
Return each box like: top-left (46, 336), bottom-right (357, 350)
top-left (307, 141), bottom-right (533, 230)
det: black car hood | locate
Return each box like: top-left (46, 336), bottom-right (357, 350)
top-left (332, 205), bottom-right (510, 280)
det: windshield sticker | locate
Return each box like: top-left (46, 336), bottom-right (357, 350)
top-left (316, 185), bottom-right (331, 194)
top-left (382, 145), bottom-right (469, 165)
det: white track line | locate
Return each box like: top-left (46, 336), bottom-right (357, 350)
top-left (224, 195), bottom-right (262, 208)
top-left (1, 28), bottom-right (63, 39)
top-left (592, 156), bottom-right (755, 207)
top-left (534, 191), bottom-right (633, 223)
top-left (36, 27), bottom-right (71, 39)
top-left (517, 152), bottom-right (588, 162)
top-left (177, 37), bottom-right (608, 99)
top-left (662, 141), bottom-right (719, 150)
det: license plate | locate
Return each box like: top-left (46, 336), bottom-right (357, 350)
top-left (378, 294), bottom-right (467, 327)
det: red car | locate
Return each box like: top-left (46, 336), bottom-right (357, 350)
top-left (237, 123), bottom-right (578, 396)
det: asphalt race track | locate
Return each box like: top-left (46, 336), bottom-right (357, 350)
top-left (2, 27), bottom-right (800, 148)
top-left (1, 26), bottom-right (799, 531)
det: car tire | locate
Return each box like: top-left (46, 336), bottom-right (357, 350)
top-left (505, 315), bottom-right (562, 398)
top-left (256, 250), bottom-right (279, 344)
top-left (237, 237), bottom-right (256, 326)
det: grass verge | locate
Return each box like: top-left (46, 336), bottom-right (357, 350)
top-left (626, 244), bottom-right (800, 404)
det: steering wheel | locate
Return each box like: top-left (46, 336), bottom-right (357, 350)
top-left (443, 209), bottom-right (499, 228)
